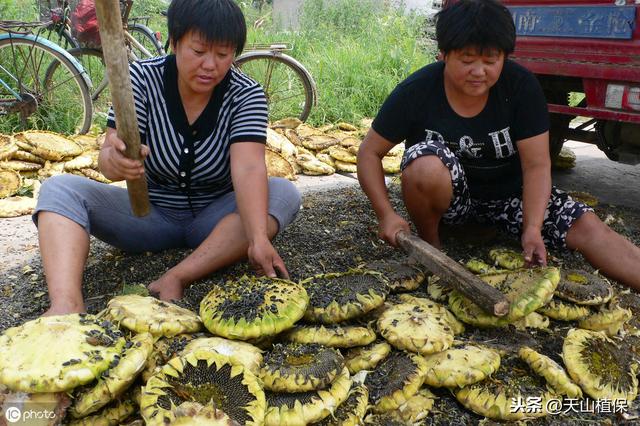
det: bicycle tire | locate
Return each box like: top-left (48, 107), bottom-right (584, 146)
top-left (64, 48), bottom-right (110, 107)
top-left (128, 23), bottom-right (165, 58)
top-left (0, 36), bottom-right (92, 134)
top-left (235, 51), bottom-right (316, 122)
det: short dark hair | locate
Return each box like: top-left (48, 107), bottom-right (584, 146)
top-left (168, 0), bottom-right (246, 56)
top-left (435, 0), bottom-right (515, 56)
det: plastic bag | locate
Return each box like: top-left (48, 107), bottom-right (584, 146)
top-left (71, 0), bottom-right (101, 48)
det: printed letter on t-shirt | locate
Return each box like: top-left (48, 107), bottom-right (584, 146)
top-left (458, 135), bottom-right (482, 158)
top-left (421, 129), bottom-right (445, 144)
top-left (488, 127), bottom-right (515, 159)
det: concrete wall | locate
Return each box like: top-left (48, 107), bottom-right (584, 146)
top-left (272, 0), bottom-right (303, 30)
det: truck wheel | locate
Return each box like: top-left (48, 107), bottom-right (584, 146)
top-left (549, 113), bottom-right (572, 161)
top-left (544, 87), bottom-right (574, 161)
top-left (595, 121), bottom-right (640, 163)
top-left (595, 121), bottom-right (620, 161)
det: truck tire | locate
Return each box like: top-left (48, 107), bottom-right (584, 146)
top-left (596, 121), bottom-right (640, 163)
top-left (549, 113), bottom-right (572, 161)
top-left (544, 88), bottom-right (574, 161)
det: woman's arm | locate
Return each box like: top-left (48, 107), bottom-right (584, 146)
top-left (357, 128), bottom-right (410, 246)
top-left (518, 131), bottom-right (552, 266)
top-left (230, 141), bottom-right (287, 277)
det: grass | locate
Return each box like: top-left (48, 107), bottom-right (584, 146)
top-left (240, 0), bottom-right (435, 125)
top-left (0, 0), bottom-right (37, 21)
top-left (1, 0), bottom-right (435, 132)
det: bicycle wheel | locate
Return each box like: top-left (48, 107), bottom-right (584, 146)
top-left (43, 47), bottom-right (110, 128)
top-left (0, 36), bottom-right (92, 134)
top-left (235, 51), bottom-right (316, 122)
top-left (65, 48), bottom-right (110, 111)
top-left (127, 23), bottom-right (164, 59)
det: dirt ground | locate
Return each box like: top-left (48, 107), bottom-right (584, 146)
top-left (1, 149), bottom-right (639, 424)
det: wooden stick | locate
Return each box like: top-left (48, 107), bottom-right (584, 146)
top-left (95, 0), bottom-right (150, 217)
top-left (396, 230), bottom-right (509, 317)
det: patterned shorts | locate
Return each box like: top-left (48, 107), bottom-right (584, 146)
top-left (400, 139), bottom-right (593, 249)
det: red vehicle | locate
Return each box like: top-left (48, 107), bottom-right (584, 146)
top-left (446, 0), bottom-right (640, 163)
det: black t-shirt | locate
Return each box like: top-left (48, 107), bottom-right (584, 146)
top-left (372, 59), bottom-right (549, 200)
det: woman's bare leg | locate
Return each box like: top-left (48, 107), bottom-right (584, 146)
top-left (566, 211), bottom-right (640, 291)
top-left (401, 155), bottom-right (453, 248)
top-left (37, 212), bottom-right (89, 315)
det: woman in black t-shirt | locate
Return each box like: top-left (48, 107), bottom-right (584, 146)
top-left (357, 0), bottom-right (640, 292)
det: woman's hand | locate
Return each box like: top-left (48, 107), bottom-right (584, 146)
top-left (357, 129), bottom-right (410, 247)
top-left (521, 225), bottom-right (547, 267)
top-left (99, 130), bottom-right (149, 181)
top-left (248, 237), bottom-right (289, 279)
top-left (379, 211), bottom-right (411, 247)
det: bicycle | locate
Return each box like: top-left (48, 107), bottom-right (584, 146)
top-left (235, 43), bottom-right (317, 123)
top-left (44, 0), bottom-right (164, 114)
top-left (230, 2), bottom-right (317, 122)
top-left (0, 20), bottom-right (93, 134)
top-left (38, 0), bottom-right (79, 50)
top-left (125, 11), bottom-right (165, 60)
top-left (38, 0), bottom-right (162, 54)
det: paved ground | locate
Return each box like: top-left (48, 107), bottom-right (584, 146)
top-left (553, 141), bottom-right (640, 207)
top-left (1, 142), bottom-right (638, 274)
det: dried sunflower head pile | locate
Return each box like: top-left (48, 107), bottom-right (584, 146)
top-left (0, 120), bottom-right (397, 218)
top-left (1, 246), bottom-right (639, 424)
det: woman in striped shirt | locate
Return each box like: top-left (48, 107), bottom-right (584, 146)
top-left (34, 0), bottom-right (301, 315)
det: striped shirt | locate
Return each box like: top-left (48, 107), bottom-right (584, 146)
top-left (107, 55), bottom-right (268, 211)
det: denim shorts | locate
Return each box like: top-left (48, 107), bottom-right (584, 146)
top-left (401, 139), bottom-right (592, 249)
top-left (33, 174), bottom-right (301, 253)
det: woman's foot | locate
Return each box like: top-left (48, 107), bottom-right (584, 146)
top-left (148, 274), bottom-right (185, 302)
top-left (42, 302), bottom-right (85, 317)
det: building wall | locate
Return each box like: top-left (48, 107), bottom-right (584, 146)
top-left (272, 0), bottom-right (303, 30)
